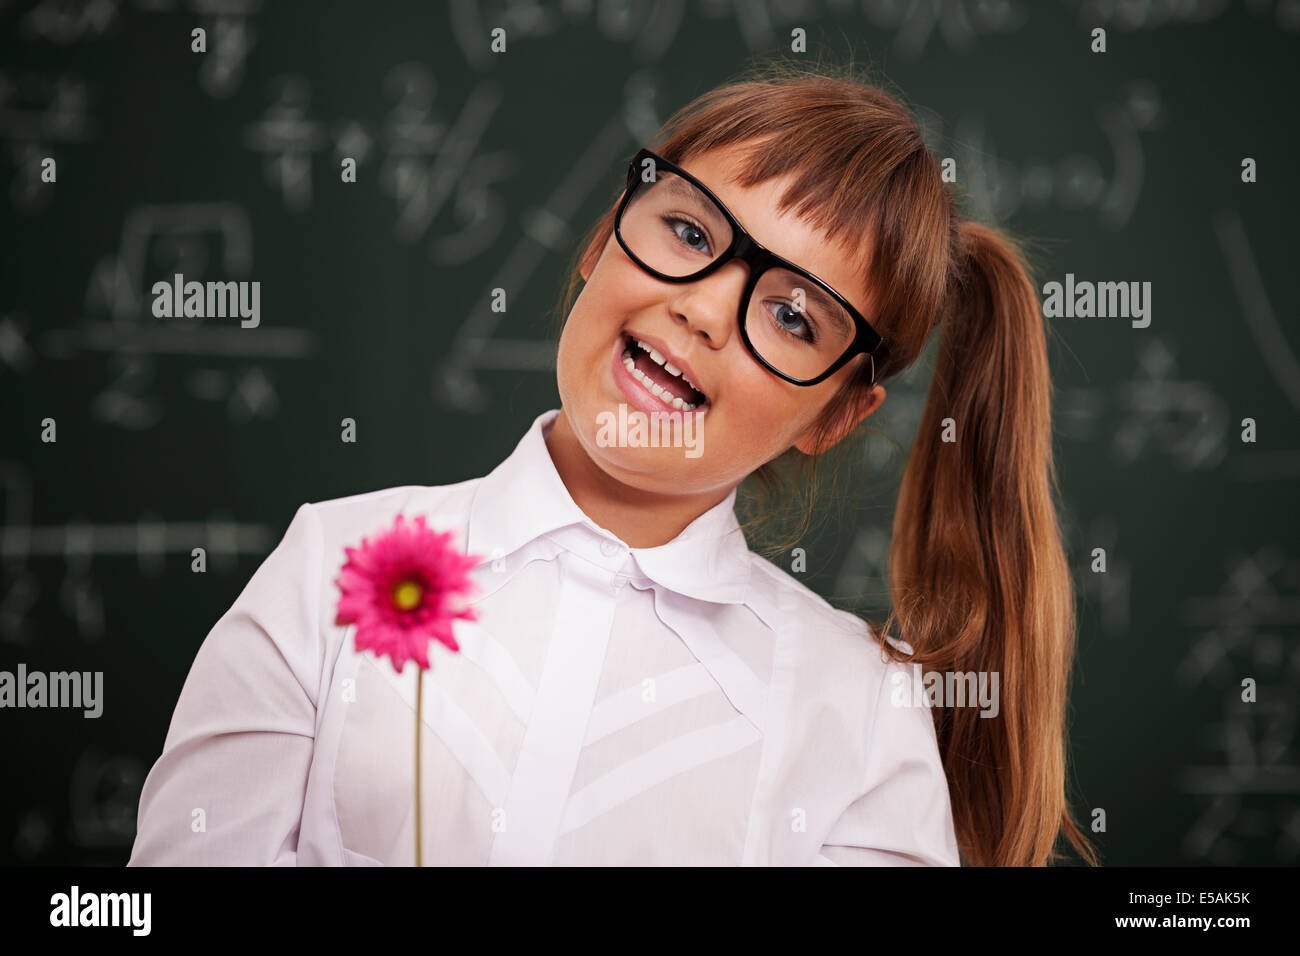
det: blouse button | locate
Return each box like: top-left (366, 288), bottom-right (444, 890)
top-left (611, 573), bottom-right (629, 591)
top-left (599, 540), bottom-right (621, 557)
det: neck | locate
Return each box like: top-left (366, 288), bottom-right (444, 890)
top-left (543, 408), bottom-right (733, 549)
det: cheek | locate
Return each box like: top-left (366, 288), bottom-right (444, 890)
top-left (564, 273), bottom-right (628, 347)
top-left (585, 250), bottom-right (664, 317)
top-left (554, 316), bottom-right (599, 410)
top-left (722, 362), bottom-right (813, 441)
top-left (556, 290), bottom-right (608, 370)
top-left (732, 355), bottom-right (848, 450)
top-left (554, 320), bottom-right (576, 387)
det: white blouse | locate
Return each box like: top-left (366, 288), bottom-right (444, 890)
top-left (128, 408), bottom-right (960, 866)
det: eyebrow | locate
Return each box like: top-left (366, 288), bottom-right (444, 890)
top-left (789, 281), bottom-right (855, 338)
top-left (666, 170), bottom-right (862, 337)
top-left (658, 175), bottom-right (729, 224)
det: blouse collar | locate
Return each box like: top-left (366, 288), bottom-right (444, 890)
top-left (465, 408), bottom-right (752, 605)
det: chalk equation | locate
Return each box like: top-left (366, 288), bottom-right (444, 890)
top-left (1177, 546), bottom-right (1300, 862)
top-left (33, 202), bottom-right (314, 429)
top-left (448, 0), bottom-right (1033, 64)
top-left (0, 461), bottom-right (275, 644)
top-left (0, 70), bottom-right (96, 214)
top-left (1058, 338), bottom-right (1230, 470)
top-left (243, 66), bottom-right (514, 271)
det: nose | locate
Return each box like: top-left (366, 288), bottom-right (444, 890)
top-left (666, 259), bottom-right (749, 348)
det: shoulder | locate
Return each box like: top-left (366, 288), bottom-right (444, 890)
top-left (245, 478), bottom-right (485, 665)
top-left (741, 550), bottom-right (930, 750)
top-left (307, 477), bottom-right (482, 522)
top-left (742, 552), bottom-right (950, 841)
top-left (298, 477), bottom-right (483, 550)
top-left (258, 479), bottom-right (486, 605)
top-left (744, 551), bottom-right (913, 672)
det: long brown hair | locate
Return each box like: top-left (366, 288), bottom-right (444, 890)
top-left (547, 57), bottom-right (1097, 867)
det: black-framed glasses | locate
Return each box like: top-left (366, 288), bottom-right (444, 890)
top-left (614, 147), bottom-right (883, 387)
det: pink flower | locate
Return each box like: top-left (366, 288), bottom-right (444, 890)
top-left (333, 514), bottom-right (483, 672)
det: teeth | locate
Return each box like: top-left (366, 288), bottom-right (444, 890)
top-left (621, 346), bottom-right (699, 411)
top-left (628, 336), bottom-right (705, 395)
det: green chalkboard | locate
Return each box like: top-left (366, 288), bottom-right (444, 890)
top-left (2, 0), bottom-right (1297, 866)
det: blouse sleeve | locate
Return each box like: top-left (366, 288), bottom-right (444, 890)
top-left (817, 658), bottom-right (962, 866)
top-left (128, 502), bottom-right (324, 866)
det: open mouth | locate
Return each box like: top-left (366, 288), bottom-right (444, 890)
top-left (619, 333), bottom-right (708, 411)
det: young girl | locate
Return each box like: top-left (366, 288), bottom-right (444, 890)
top-left (129, 62), bottom-right (1095, 867)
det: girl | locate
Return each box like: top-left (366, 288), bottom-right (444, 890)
top-left (129, 61), bottom-right (1095, 867)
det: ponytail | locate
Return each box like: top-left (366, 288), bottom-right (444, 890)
top-left (875, 219), bottom-right (1098, 866)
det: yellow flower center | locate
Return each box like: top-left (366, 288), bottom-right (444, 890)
top-left (392, 580), bottom-right (423, 611)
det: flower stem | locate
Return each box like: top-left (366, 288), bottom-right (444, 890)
top-left (415, 667), bottom-right (423, 868)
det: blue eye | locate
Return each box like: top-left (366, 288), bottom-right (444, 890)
top-left (765, 300), bottom-right (818, 345)
top-left (663, 215), bottom-right (711, 255)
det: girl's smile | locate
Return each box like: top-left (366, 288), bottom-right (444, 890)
top-left (609, 329), bottom-right (711, 418)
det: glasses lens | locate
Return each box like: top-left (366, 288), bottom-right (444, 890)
top-left (745, 268), bottom-right (856, 381)
top-left (619, 168), bottom-right (734, 277)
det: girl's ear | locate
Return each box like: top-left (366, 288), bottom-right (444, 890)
top-left (794, 383), bottom-right (885, 455)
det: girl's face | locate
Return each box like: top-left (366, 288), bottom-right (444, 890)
top-left (554, 144), bottom-right (885, 498)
